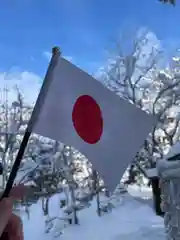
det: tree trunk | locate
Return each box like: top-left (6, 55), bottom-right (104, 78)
top-left (151, 177), bottom-right (164, 217)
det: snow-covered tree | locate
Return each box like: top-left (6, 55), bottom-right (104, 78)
top-left (159, 0), bottom-right (175, 5)
top-left (0, 85), bottom-right (34, 188)
top-left (97, 29), bottom-right (180, 185)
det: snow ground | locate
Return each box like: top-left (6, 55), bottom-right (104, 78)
top-left (20, 185), bottom-right (165, 240)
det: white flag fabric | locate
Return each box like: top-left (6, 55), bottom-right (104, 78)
top-left (32, 55), bottom-right (157, 191)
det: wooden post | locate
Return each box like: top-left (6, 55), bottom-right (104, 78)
top-left (144, 167), bottom-right (164, 217)
top-left (151, 176), bottom-right (164, 217)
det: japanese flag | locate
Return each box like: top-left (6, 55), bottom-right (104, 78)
top-left (32, 53), bottom-right (157, 191)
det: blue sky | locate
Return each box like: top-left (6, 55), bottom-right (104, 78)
top-left (0, 0), bottom-right (179, 77)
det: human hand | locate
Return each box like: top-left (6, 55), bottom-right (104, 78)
top-left (0, 185), bottom-right (28, 240)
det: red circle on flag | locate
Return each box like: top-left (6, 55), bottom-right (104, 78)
top-left (72, 95), bottom-right (103, 144)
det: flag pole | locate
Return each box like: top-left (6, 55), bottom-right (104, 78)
top-left (1, 47), bottom-right (61, 199)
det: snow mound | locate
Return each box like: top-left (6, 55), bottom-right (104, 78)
top-left (21, 193), bottom-right (165, 240)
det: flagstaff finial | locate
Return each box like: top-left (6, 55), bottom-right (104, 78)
top-left (52, 46), bottom-right (61, 55)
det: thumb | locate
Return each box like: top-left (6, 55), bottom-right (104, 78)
top-left (0, 198), bottom-right (13, 237)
